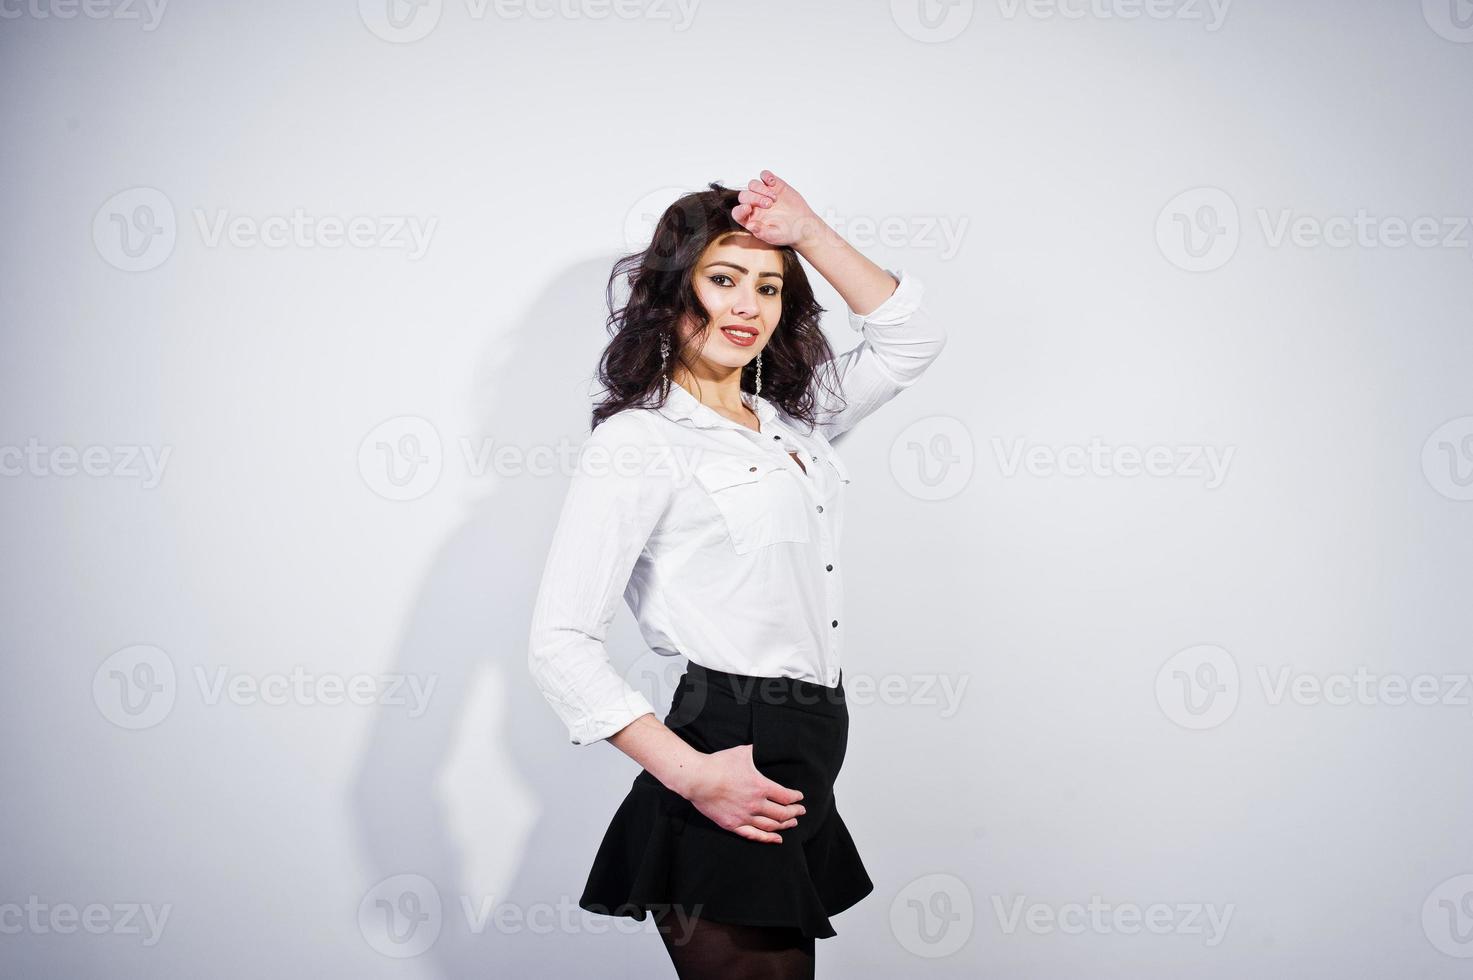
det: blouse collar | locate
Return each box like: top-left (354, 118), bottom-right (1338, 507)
top-left (658, 378), bottom-right (778, 433)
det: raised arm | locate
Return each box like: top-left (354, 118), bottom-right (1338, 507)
top-left (810, 266), bottom-right (939, 441)
top-left (732, 171), bottom-right (947, 441)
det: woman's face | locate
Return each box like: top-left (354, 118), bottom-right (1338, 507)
top-left (676, 231), bottom-right (784, 373)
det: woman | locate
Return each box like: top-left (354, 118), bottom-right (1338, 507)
top-left (527, 170), bottom-right (946, 978)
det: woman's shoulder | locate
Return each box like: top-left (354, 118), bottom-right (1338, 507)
top-left (586, 404), bottom-right (666, 449)
top-left (580, 407), bottom-right (687, 492)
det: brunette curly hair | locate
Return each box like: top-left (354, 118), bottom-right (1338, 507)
top-left (591, 181), bottom-right (845, 432)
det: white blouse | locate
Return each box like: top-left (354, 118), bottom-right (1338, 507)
top-left (527, 268), bottom-right (944, 745)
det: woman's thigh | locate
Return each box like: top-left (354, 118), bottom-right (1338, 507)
top-left (653, 906), bottom-right (815, 980)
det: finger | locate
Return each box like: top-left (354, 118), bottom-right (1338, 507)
top-left (760, 170), bottom-right (785, 191)
top-left (754, 807), bottom-right (801, 825)
top-left (755, 799), bottom-right (806, 823)
top-left (738, 187), bottom-right (774, 209)
top-left (731, 203), bottom-right (752, 225)
top-left (734, 824), bottom-right (783, 845)
top-left (761, 781), bottom-right (805, 806)
top-left (745, 180), bottom-right (776, 205)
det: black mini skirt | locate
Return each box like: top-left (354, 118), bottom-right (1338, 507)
top-left (579, 660), bottom-right (873, 939)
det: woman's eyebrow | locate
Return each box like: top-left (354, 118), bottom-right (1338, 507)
top-left (705, 260), bottom-right (784, 280)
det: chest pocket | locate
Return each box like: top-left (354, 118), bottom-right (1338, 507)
top-left (694, 455), bottom-right (811, 555)
top-left (821, 452), bottom-right (851, 493)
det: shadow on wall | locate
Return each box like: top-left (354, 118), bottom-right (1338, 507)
top-left (349, 254), bottom-right (690, 976)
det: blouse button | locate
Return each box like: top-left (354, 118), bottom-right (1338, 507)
top-left (772, 434), bottom-right (780, 440)
top-left (831, 619), bottom-right (839, 628)
top-left (825, 564), bottom-right (833, 571)
top-left (748, 465), bottom-right (757, 472)
top-left (816, 504), bottom-right (824, 513)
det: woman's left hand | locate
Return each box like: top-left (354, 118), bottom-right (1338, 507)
top-left (732, 170), bottom-right (825, 249)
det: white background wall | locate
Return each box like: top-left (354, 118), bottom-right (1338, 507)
top-left (2, 0), bottom-right (1472, 976)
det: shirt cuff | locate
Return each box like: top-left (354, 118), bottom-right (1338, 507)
top-left (565, 688), bottom-right (658, 746)
top-left (846, 268), bottom-right (926, 332)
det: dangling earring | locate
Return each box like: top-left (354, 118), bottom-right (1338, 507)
top-left (659, 333), bottom-right (671, 394)
top-left (754, 352), bottom-right (762, 396)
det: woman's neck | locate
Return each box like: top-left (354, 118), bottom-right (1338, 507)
top-left (671, 371), bottom-right (750, 417)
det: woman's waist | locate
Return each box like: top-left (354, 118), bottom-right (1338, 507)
top-left (680, 659), bottom-right (846, 717)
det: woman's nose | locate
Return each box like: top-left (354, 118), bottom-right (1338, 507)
top-left (731, 291), bottom-right (759, 317)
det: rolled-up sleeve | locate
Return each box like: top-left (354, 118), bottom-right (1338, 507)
top-left (527, 412), bottom-right (673, 745)
top-left (816, 268), bottom-right (946, 441)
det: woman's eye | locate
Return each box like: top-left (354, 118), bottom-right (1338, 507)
top-left (709, 274), bottom-right (778, 296)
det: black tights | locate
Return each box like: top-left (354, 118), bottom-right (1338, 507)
top-left (653, 906), bottom-right (815, 979)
